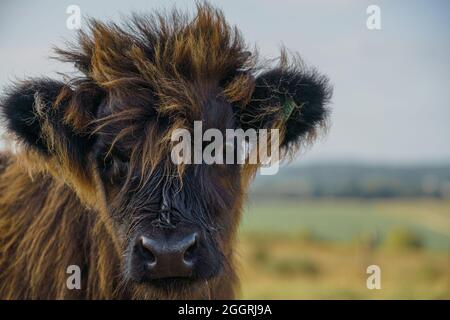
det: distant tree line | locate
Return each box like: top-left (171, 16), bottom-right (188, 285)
top-left (250, 164), bottom-right (450, 199)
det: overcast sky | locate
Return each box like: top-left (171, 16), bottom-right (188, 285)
top-left (1, 0), bottom-right (449, 165)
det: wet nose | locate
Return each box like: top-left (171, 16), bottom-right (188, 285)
top-left (136, 232), bottom-right (199, 279)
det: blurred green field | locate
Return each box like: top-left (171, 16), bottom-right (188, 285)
top-left (237, 199), bottom-right (450, 299)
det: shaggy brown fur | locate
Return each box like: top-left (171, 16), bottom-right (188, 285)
top-left (0, 3), bottom-right (331, 299)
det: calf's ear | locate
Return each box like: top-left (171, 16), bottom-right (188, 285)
top-left (240, 56), bottom-right (332, 151)
top-left (1, 78), bottom-right (104, 205)
top-left (1, 78), bottom-right (103, 173)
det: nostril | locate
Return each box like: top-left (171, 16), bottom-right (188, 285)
top-left (138, 236), bottom-right (156, 266)
top-left (183, 233), bottom-right (198, 265)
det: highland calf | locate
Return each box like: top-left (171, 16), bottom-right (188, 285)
top-left (0, 4), bottom-right (331, 299)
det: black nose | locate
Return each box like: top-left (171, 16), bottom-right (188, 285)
top-left (136, 232), bottom-right (199, 279)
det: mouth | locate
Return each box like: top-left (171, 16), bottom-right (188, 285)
top-left (129, 274), bottom-right (217, 300)
top-left (125, 250), bottom-right (222, 293)
top-left (126, 262), bottom-right (223, 299)
top-left (139, 276), bottom-right (199, 290)
top-left (129, 264), bottom-right (222, 288)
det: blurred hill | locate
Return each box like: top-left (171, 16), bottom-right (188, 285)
top-left (250, 163), bottom-right (450, 199)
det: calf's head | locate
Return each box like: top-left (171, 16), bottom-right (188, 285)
top-left (0, 5), bottom-right (331, 296)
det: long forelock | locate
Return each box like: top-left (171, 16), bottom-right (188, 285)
top-left (55, 3), bottom-right (256, 111)
top-left (56, 4), bottom-right (258, 181)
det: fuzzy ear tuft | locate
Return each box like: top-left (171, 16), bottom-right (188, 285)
top-left (240, 55), bottom-right (332, 150)
top-left (1, 78), bottom-right (103, 165)
top-left (1, 79), bottom-right (66, 154)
